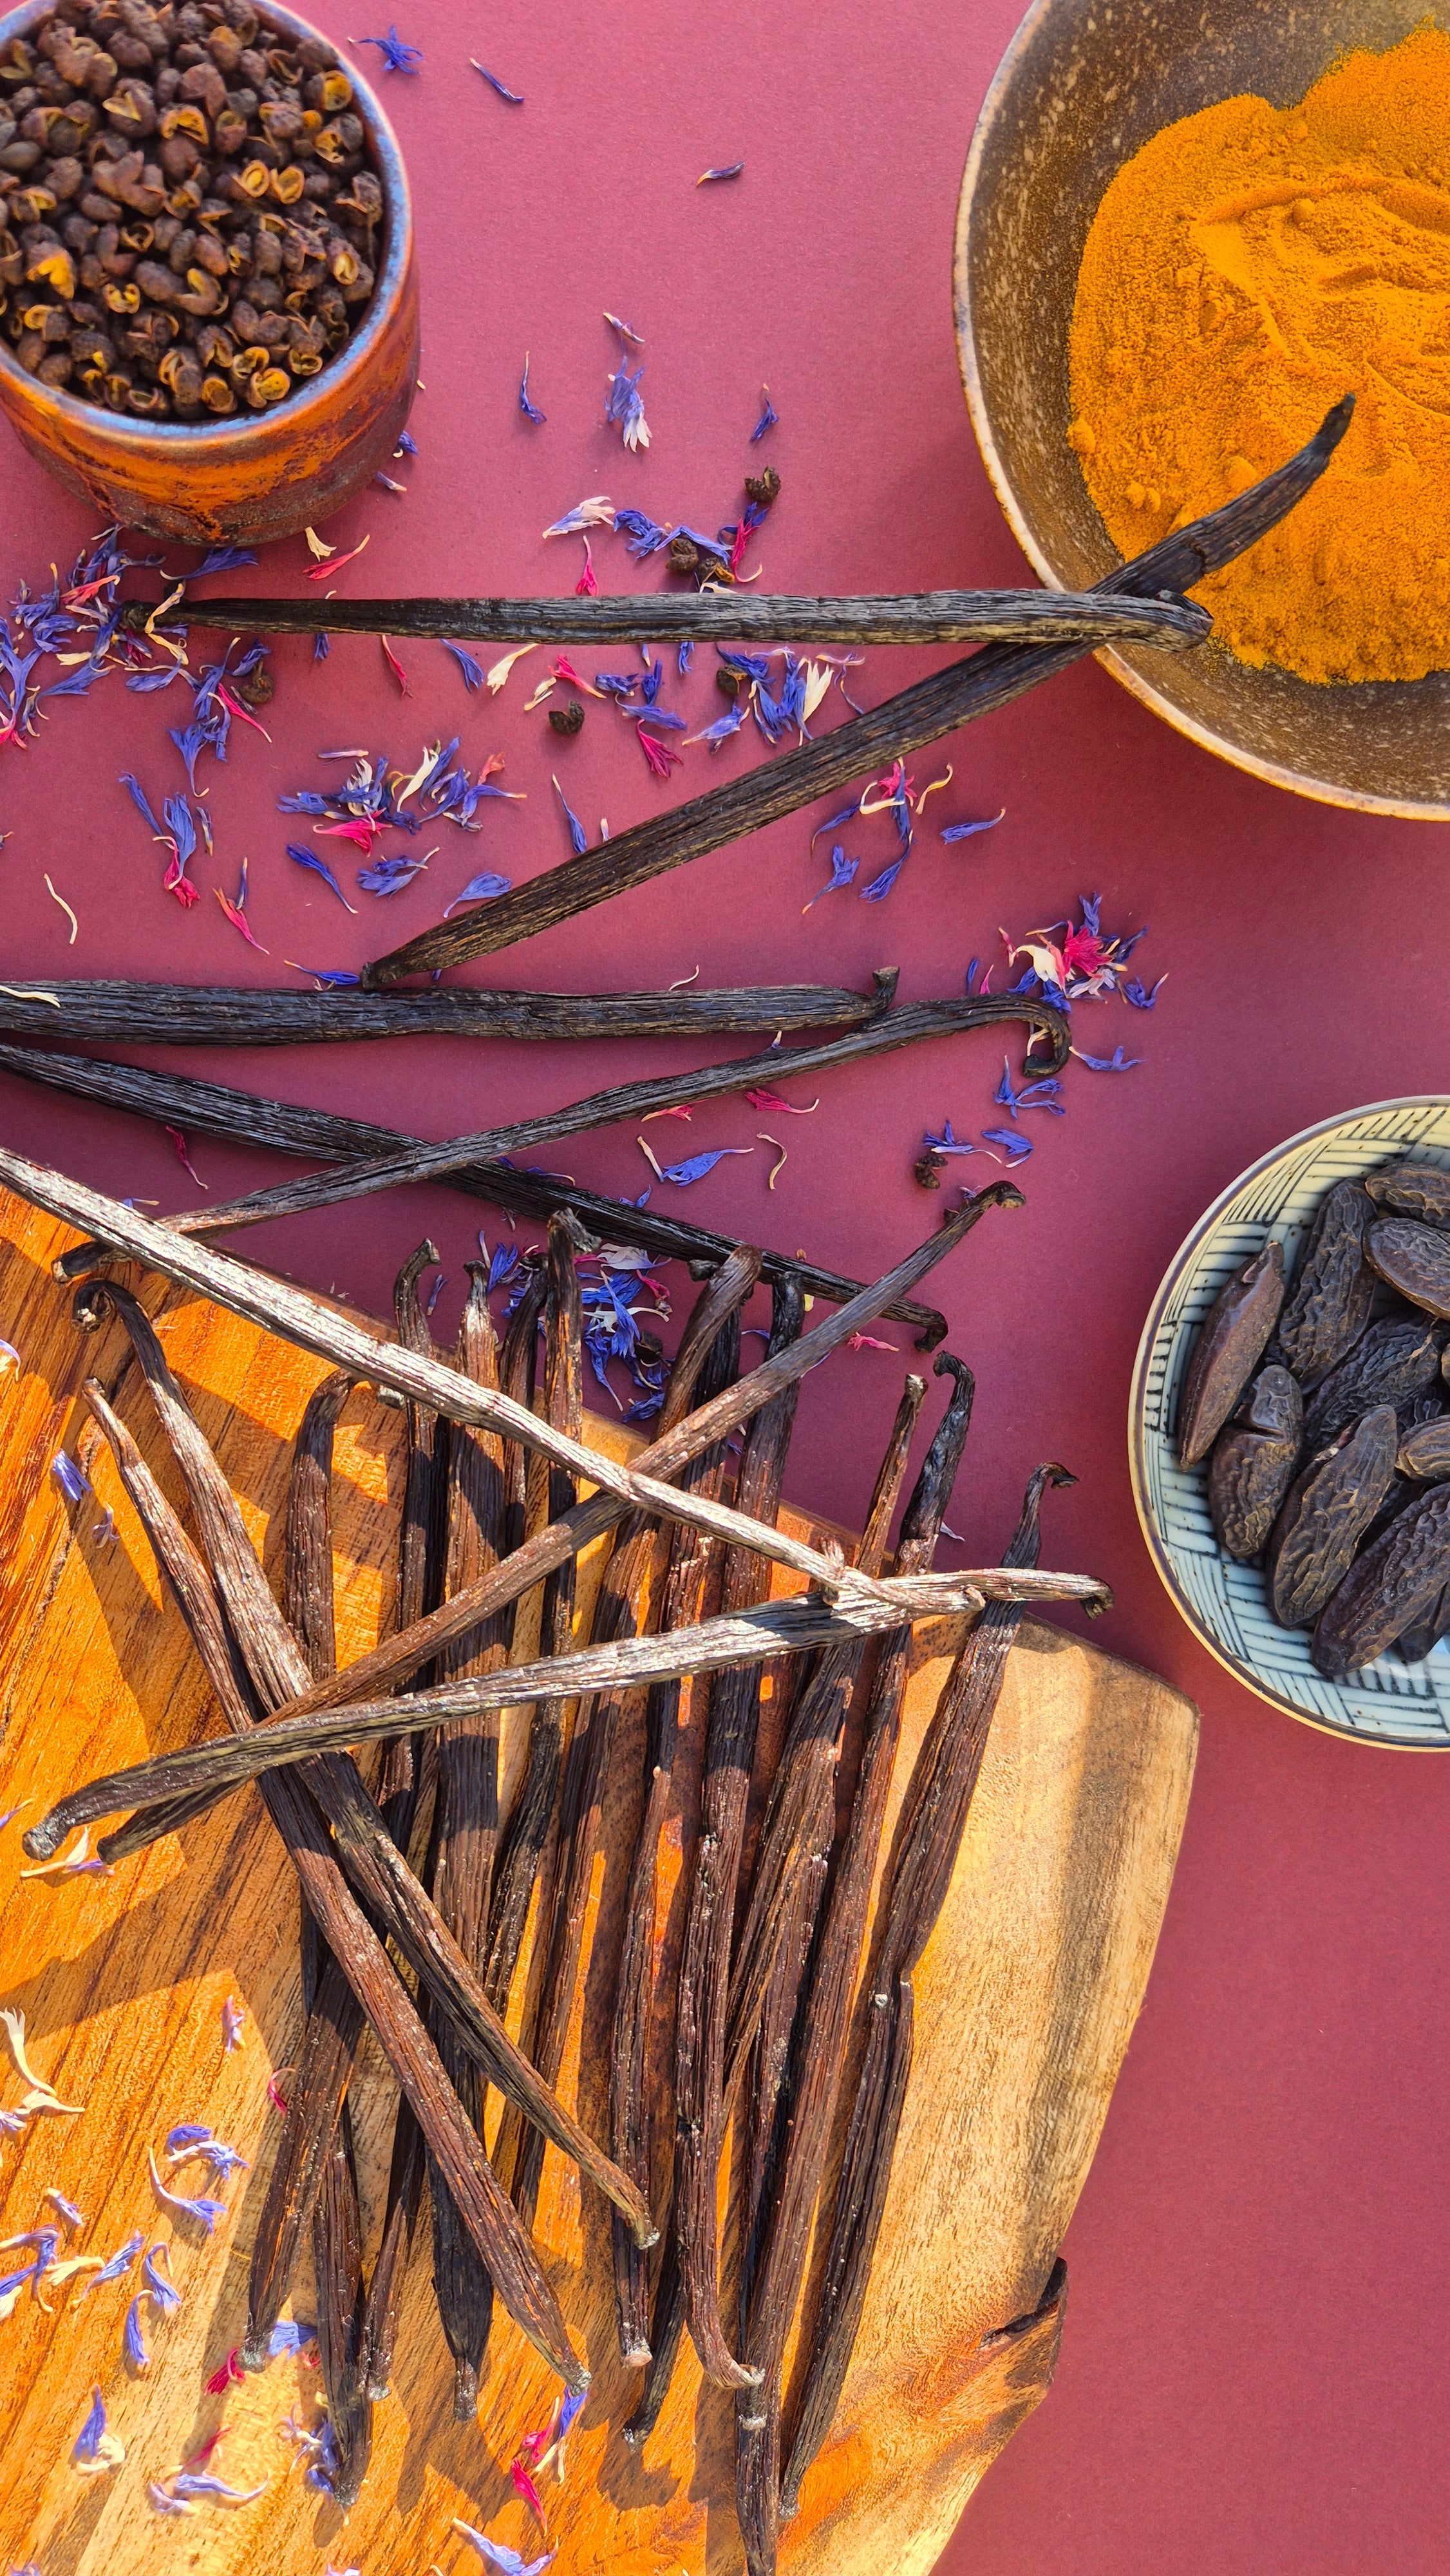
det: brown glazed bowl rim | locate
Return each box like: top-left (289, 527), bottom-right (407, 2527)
top-left (954, 0), bottom-right (1450, 824)
top-left (0, 0), bottom-right (413, 456)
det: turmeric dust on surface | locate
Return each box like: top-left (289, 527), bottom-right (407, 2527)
top-left (1068, 27), bottom-right (1450, 685)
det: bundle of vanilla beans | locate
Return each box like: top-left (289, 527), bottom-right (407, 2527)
top-left (4, 1144), bottom-right (1107, 2575)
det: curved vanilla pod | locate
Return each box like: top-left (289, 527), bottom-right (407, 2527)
top-left (780, 1461), bottom-right (1075, 2519)
top-left (73, 1371), bottom-right (586, 2394)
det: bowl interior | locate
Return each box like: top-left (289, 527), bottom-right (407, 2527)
top-left (956, 0), bottom-right (1450, 818)
top-left (1131, 1100), bottom-right (1450, 1750)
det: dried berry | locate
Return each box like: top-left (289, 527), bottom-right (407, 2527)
top-left (1207, 1365), bottom-right (1302, 1560)
top-left (1312, 1484), bottom-right (1450, 1680)
top-left (912, 1150), bottom-right (946, 1191)
top-left (233, 663), bottom-right (273, 708)
top-left (0, 0), bottom-right (381, 420)
top-left (715, 666), bottom-right (742, 698)
top-left (1364, 1159), bottom-right (1450, 1227)
top-left (1397, 1416), bottom-right (1450, 1481)
top-left (1176, 1240), bottom-right (1285, 1467)
top-left (1265, 1405), bottom-right (1397, 1629)
top-left (1366, 1218), bottom-right (1450, 1321)
top-left (547, 699), bottom-right (584, 737)
top-left (1302, 1315), bottom-right (1442, 1452)
top-left (668, 535), bottom-right (700, 576)
top-left (744, 465), bottom-right (780, 508)
top-left (1277, 1179), bottom-right (1376, 1383)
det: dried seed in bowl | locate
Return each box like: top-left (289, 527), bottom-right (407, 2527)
top-left (0, 0), bottom-right (383, 419)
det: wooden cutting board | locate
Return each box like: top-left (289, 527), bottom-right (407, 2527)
top-left (0, 1187), bottom-right (1198, 2575)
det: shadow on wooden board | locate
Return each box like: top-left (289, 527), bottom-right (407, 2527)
top-left (0, 1188), bottom-right (1198, 2574)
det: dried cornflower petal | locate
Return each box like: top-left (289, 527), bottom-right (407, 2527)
top-left (353, 25), bottom-right (422, 72)
top-left (73, 2387), bottom-right (124, 2474)
top-left (472, 59), bottom-right (524, 102)
top-left (519, 355), bottom-right (547, 425)
top-left (751, 385), bottom-right (779, 440)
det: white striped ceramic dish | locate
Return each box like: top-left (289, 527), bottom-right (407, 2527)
top-left (1129, 1100), bottom-right (1450, 1750)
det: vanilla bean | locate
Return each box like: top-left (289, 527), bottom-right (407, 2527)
top-left (0, 974), bottom-right (899, 1048)
top-left (26, 1562), bottom-right (1125, 1847)
top-left (611, 1280), bottom-right (751, 2364)
top-left (377, 1240), bottom-right (450, 1810)
top-left (781, 1463), bottom-right (1075, 2516)
top-left (313, 2102), bottom-right (372, 2506)
top-left (484, 1216), bottom-right (586, 2016)
top-left (283, 1372), bottom-right (355, 1681)
top-left (62, 1187), bottom-right (1021, 1862)
top-left (674, 1271), bottom-right (806, 2392)
top-left (128, 585), bottom-right (1211, 650)
top-left (497, 1253), bottom-right (760, 2235)
top-left (735, 1352), bottom-right (972, 2571)
top-left (360, 2109), bottom-right (428, 2403)
top-left (724, 1374), bottom-right (927, 2110)
top-left (283, 1367), bottom-right (374, 2502)
top-left (122, 999), bottom-right (1068, 1244)
top-left (362, 404), bottom-right (1350, 987)
top-left (75, 1373), bottom-right (586, 2391)
top-left (69, 1281), bottom-right (657, 2264)
top-left (0, 1045), bottom-right (945, 1343)
top-left (427, 1266), bottom-right (509, 2419)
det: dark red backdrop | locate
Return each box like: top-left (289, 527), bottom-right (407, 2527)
top-left (2, 3), bottom-right (1447, 2565)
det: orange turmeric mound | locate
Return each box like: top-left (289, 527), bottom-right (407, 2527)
top-left (1068, 28), bottom-right (1450, 685)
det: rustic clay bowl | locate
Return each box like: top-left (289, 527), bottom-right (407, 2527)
top-left (1131, 1098), bottom-right (1450, 1749)
top-left (956, 0), bottom-right (1450, 820)
top-left (0, 0), bottom-right (418, 545)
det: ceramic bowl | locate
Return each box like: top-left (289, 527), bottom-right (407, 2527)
top-left (0, 0), bottom-right (419, 545)
top-left (1131, 1100), bottom-right (1450, 1749)
top-left (955, 0), bottom-right (1450, 820)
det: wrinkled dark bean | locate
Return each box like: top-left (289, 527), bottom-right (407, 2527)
top-left (1312, 1485), bottom-right (1450, 1680)
top-left (1303, 1316), bottom-right (1443, 1453)
top-left (1277, 1180), bottom-right (1376, 1383)
top-left (1364, 1160), bottom-right (1450, 1227)
top-left (1366, 1220), bottom-right (1450, 1322)
top-left (1266, 1406), bottom-right (1398, 1629)
top-left (1207, 1365), bottom-right (1303, 1560)
top-left (1178, 1240), bottom-right (1285, 1467)
top-left (1397, 1417), bottom-right (1450, 1482)
top-left (1396, 1586), bottom-right (1450, 1666)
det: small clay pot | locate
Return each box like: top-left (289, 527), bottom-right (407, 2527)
top-left (0, 0), bottom-right (419, 545)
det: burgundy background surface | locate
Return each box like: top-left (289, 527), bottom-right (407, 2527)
top-left (1, 3), bottom-right (1448, 2567)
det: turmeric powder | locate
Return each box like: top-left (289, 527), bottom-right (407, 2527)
top-left (1068, 28), bottom-right (1450, 685)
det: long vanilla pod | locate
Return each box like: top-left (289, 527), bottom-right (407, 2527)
top-left (130, 584), bottom-right (1209, 650)
top-left (0, 973), bottom-right (898, 1048)
top-left (427, 1264), bottom-right (511, 2416)
top-left (734, 1351), bottom-right (973, 2572)
top-left (0, 1041), bottom-right (946, 1343)
top-left (28, 1566), bottom-right (1116, 1845)
top-left (673, 1271), bottom-right (806, 2391)
top-left (75, 1370), bottom-right (587, 2391)
top-left (611, 1282), bottom-right (751, 2363)
top-left (109, 998), bottom-right (1068, 1246)
top-left (359, 404), bottom-right (1350, 987)
top-left (780, 1463), bottom-right (1075, 2516)
top-left (281, 1367), bottom-right (373, 2502)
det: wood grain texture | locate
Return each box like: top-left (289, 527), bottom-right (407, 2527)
top-left (0, 1188), bottom-right (1197, 2573)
